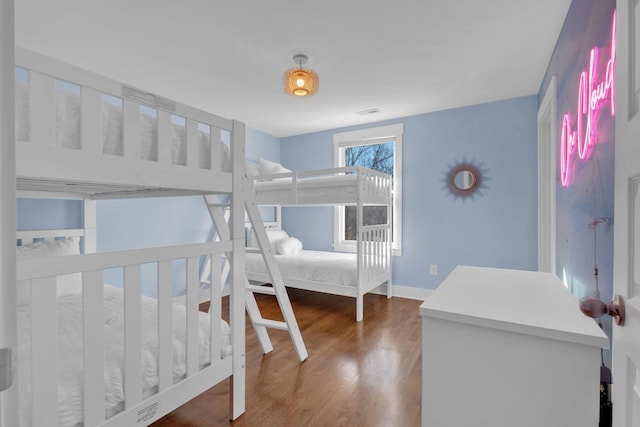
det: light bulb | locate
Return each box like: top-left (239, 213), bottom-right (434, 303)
top-left (296, 78), bottom-right (305, 87)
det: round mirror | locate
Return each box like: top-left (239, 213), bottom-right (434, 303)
top-left (453, 170), bottom-right (475, 191)
top-left (442, 158), bottom-right (489, 202)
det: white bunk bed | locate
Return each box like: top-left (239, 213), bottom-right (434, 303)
top-left (11, 48), bottom-right (246, 426)
top-left (245, 165), bottom-right (393, 322)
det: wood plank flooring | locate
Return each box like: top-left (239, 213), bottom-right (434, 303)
top-left (152, 289), bottom-right (423, 427)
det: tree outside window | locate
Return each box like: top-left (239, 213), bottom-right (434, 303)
top-left (344, 142), bottom-right (393, 241)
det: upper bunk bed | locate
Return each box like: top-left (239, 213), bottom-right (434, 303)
top-left (248, 162), bottom-right (392, 207)
top-left (15, 47), bottom-right (241, 199)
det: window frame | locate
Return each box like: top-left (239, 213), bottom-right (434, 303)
top-left (333, 123), bottom-right (403, 256)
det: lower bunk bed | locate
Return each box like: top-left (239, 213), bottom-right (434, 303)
top-left (16, 230), bottom-right (240, 426)
top-left (245, 223), bottom-right (392, 322)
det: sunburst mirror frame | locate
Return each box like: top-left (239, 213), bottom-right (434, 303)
top-left (441, 157), bottom-right (490, 202)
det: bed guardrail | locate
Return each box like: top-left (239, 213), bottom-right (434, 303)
top-left (358, 223), bottom-right (392, 286)
top-left (17, 241), bottom-right (230, 426)
top-left (251, 166), bottom-right (392, 205)
top-left (15, 48), bottom-right (236, 196)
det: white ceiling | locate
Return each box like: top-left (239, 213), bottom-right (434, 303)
top-left (15, 0), bottom-right (572, 138)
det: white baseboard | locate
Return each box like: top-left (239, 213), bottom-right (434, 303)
top-left (371, 283), bottom-right (432, 301)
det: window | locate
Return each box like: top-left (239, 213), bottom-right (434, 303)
top-left (333, 123), bottom-right (403, 255)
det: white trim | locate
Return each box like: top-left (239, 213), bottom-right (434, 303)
top-left (370, 284), bottom-right (432, 301)
top-left (333, 123), bottom-right (404, 145)
top-left (333, 123), bottom-right (403, 255)
top-left (537, 76), bottom-right (557, 274)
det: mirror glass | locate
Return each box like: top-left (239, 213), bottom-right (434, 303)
top-left (453, 170), bottom-right (475, 190)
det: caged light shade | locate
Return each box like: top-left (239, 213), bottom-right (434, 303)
top-left (284, 54), bottom-right (318, 97)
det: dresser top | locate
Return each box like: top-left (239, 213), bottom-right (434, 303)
top-left (420, 266), bottom-right (609, 348)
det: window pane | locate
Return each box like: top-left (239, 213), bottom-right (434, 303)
top-left (345, 141), bottom-right (394, 176)
top-left (343, 141), bottom-right (394, 242)
top-left (344, 205), bottom-right (388, 241)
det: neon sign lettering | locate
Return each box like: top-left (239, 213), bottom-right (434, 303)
top-left (560, 10), bottom-right (616, 187)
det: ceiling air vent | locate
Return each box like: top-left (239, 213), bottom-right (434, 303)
top-left (355, 108), bottom-right (381, 116)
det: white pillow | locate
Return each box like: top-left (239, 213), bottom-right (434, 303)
top-left (248, 229), bottom-right (289, 251)
top-left (276, 237), bottom-right (303, 255)
top-left (16, 236), bottom-right (82, 306)
top-left (246, 160), bottom-right (260, 178)
top-left (259, 158), bottom-right (291, 176)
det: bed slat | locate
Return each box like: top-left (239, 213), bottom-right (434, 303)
top-left (211, 128), bottom-right (222, 173)
top-left (31, 276), bottom-right (58, 426)
top-left (157, 110), bottom-right (171, 165)
top-left (186, 119), bottom-right (199, 169)
top-left (83, 269), bottom-right (106, 425)
top-left (28, 70), bottom-right (55, 146)
top-left (186, 256), bottom-right (199, 377)
top-left (124, 265), bottom-right (142, 409)
top-left (81, 87), bottom-right (101, 153)
top-left (123, 99), bottom-right (141, 161)
top-left (210, 254), bottom-right (222, 362)
top-left (157, 260), bottom-right (173, 392)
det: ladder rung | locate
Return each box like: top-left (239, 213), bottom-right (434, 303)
top-left (247, 284), bottom-right (276, 295)
top-left (254, 318), bottom-right (288, 331)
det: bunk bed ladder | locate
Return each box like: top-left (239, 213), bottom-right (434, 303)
top-left (199, 205), bottom-right (231, 294)
top-left (204, 195), bottom-right (308, 362)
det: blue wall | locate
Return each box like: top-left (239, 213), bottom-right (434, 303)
top-left (281, 96), bottom-right (539, 290)
top-left (538, 0), bottom-right (616, 363)
top-left (17, 198), bottom-right (82, 230)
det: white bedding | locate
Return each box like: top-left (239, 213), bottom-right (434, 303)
top-left (18, 284), bottom-right (231, 427)
top-left (246, 250), bottom-right (357, 286)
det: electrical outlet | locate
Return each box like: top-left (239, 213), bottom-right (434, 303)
top-left (430, 264), bottom-right (438, 275)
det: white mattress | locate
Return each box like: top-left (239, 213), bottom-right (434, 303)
top-left (246, 250), bottom-right (357, 286)
top-left (18, 284), bottom-right (231, 427)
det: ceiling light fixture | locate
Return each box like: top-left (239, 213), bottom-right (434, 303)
top-left (284, 54), bottom-right (318, 97)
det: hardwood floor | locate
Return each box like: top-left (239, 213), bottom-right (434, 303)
top-left (152, 289), bottom-right (423, 427)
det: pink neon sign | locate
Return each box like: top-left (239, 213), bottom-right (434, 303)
top-left (560, 10), bottom-right (616, 187)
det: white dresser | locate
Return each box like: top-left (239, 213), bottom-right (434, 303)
top-left (420, 266), bottom-right (609, 427)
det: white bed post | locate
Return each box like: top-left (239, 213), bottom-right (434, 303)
top-left (0, 1), bottom-right (18, 425)
top-left (83, 198), bottom-right (97, 253)
top-left (356, 197), bottom-right (364, 322)
top-left (229, 120), bottom-right (246, 420)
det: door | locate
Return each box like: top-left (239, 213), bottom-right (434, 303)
top-left (613, 2), bottom-right (640, 426)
